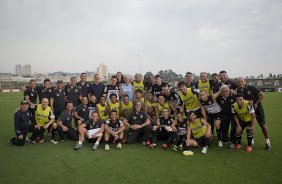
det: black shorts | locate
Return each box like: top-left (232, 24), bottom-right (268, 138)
top-left (54, 109), bottom-right (64, 120)
top-left (207, 112), bottom-right (222, 122)
top-left (255, 104), bottom-right (265, 125)
top-left (239, 120), bottom-right (252, 130)
top-left (195, 136), bottom-right (212, 147)
top-left (185, 108), bottom-right (202, 118)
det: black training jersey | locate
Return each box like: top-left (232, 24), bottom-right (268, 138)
top-left (51, 88), bottom-right (66, 110)
top-left (176, 119), bottom-right (187, 135)
top-left (217, 94), bottom-right (236, 116)
top-left (65, 84), bottom-right (82, 107)
top-left (237, 85), bottom-right (261, 104)
top-left (151, 82), bottom-right (169, 98)
top-left (74, 104), bottom-right (90, 121)
top-left (105, 119), bottom-right (123, 132)
top-left (214, 79), bottom-right (237, 93)
top-left (159, 116), bottom-right (174, 128)
top-left (36, 86), bottom-right (53, 102)
top-left (85, 119), bottom-right (104, 130)
top-left (104, 84), bottom-right (120, 102)
top-left (24, 88), bottom-right (37, 104)
top-left (199, 96), bottom-right (222, 114)
top-left (14, 109), bottom-right (31, 135)
top-left (59, 110), bottom-right (73, 129)
top-left (76, 81), bottom-right (90, 98)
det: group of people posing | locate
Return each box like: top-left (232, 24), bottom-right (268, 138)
top-left (10, 70), bottom-right (271, 156)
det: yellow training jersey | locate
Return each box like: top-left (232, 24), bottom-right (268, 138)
top-left (109, 102), bottom-right (120, 118)
top-left (198, 80), bottom-right (212, 95)
top-left (132, 81), bottom-right (145, 93)
top-left (146, 100), bottom-right (157, 108)
top-left (232, 100), bottom-right (254, 122)
top-left (178, 88), bottom-right (200, 111)
top-left (35, 104), bottom-right (52, 127)
top-left (189, 118), bottom-right (206, 139)
top-left (97, 103), bottom-right (108, 121)
top-left (157, 103), bottom-right (170, 115)
top-left (121, 101), bottom-right (133, 117)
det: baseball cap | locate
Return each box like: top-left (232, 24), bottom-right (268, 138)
top-left (57, 80), bottom-right (63, 84)
top-left (20, 100), bottom-right (29, 105)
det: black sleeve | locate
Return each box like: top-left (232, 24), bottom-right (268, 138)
top-left (125, 112), bottom-right (133, 122)
top-left (58, 112), bottom-right (67, 122)
top-left (14, 111), bottom-right (21, 134)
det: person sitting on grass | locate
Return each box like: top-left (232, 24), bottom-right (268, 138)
top-left (29, 98), bottom-right (58, 144)
top-left (183, 111), bottom-right (212, 156)
top-left (231, 93), bottom-right (255, 152)
top-left (150, 107), bottom-right (174, 149)
top-left (171, 111), bottom-right (188, 151)
top-left (9, 100), bottom-right (33, 146)
top-left (74, 111), bottom-right (104, 151)
top-left (104, 110), bottom-right (125, 150)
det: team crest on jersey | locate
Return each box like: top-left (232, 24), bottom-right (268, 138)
top-left (208, 101), bottom-right (212, 105)
top-left (57, 93), bottom-right (60, 96)
top-left (133, 116), bottom-right (137, 120)
top-left (83, 108), bottom-right (85, 111)
top-left (140, 115), bottom-right (143, 118)
top-left (87, 84), bottom-right (89, 87)
top-left (49, 89), bottom-right (51, 92)
top-left (230, 99), bottom-right (234, 103)
top-left (247, 90), bottom-right (251, 95)
top-left (68, 88), bottom-right (70, 92)
top-left (116, 124), bottom-right (119, 128)
top-left (221, 100), bottom-right (224, 105)
top-left (67, 117), bottom-right (69, 121)
top-left (75, 89), bottom-right (78, 93)
top-left (31, 94), bottom-right (34, 96)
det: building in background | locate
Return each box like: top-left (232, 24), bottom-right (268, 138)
top-left (97, 63), bottom-right (108, 79)
top-left (15, 65), bottom-right (22, 76)
top-left (23, 64), bottom-right (31, 76)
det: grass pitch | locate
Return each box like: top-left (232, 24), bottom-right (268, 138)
top-left (0, 92), bottom-right (282, 184)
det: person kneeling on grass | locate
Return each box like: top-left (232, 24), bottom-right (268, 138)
top-left (9, 100), bottom-right (34, 146)
top-left (183, 111), bottom-right (212, 156)
top-left (29, 98), bottom-right (58, 144)
top-left (57, 101), bottom-right (79, 142)
top-left (231, 93), bottom-right (255, 152)
top-left (170, 111), bottom-right (188, 151)
top-left (74, 111), bottom-right (104, 151)
top-left (150, 107), bottom-right (174, 149)
top-left (104, 110), bottom-right (125, 150)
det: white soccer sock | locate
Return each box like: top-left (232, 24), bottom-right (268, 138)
top-left (95, 141), bottom-right (99, 145)
top-left (78, 141), bottom-right (82, 144)
top-left (266, 139), bottom-right (270, 145)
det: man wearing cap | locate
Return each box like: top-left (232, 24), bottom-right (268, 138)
top-left (50, 80), bottom-right (67, 120)
top-left (65, 76), bottom-right (82, 107)
top-left (9, 100), bottom-right (33, 146)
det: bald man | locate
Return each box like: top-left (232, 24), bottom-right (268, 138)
top-left (236, 77), bottom-right (271, 151)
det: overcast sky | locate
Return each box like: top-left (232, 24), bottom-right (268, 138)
top-left (0, 0), bottom-right (281, 78)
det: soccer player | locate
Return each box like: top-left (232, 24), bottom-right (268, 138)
top-left (134, 89), bottom-right (145, 105)
top-left (97, 96), bottom-right (108, 122)
top-left (132, 73), bottom-right (145, 94)
top-left (145, 92), bottom-right (157, 112)
top-left (36, 79), bottom-right (53, 103)
top-left (50, 80), bottom-right (66, 120)
top-left (29, 98), bottom-right (57, 144)
top-left (65, 76), bottom-right (82, 107)
top-left (104, 75), bottom-right (120, 103)
top-left (198, 90), bottom-right (223, 147)
top-left (76, 73), bottom-right (90, 99)
top-left (183, 111), bottom-right (212, 155)
top-left (196, 72), bottom-right (213, 95)
top-left (213, 71), bottom-right (237, 92)
top-left (88, 94), bottom-right (97, 117)
top-left (177, 81), bottom-right (206, 119)
top-left (123, 101), bottom-right (151, 145)
top-left (74, 111), bottom-right (105, 151)
top-left (88, 74), bottom-right (105, 102)
top-left (120, 75), bottom-right (134, 101)
top-left (156, 94), bottom-right (177, 117)
top-left (73, 97), bottom-right (90, 126)
top-left (211, 73), bottom-right (220, 94)
top-left (171, 112), bottom-right (188, 151)
top-left (185, 72), bottom-right (197, 88)
top-left (24, 79), bottom-right (37, 106)
top-left (236, 77), bottom-right (271, 150)
top-left (144, 74), bottom-right (153, 94)
top-left (213, 85), bottom-right (237, 147)
top-left (104, 110), bottom-right (125, 150)
top-left (57, 101), bottom-right (79, 141)
top-left (9, 100), bottom-right (33, 146)
top-left (106, 93), bottom-right (121, 119)
top-left (150, 74), bottom-right (169, 99)
top-left (120, 94), bottom-right (133, 119)
top-left (231, 93), bottom-right (255, 152)
top-left (162, 85), bottom-right (180, 110)
top-left (151, 107), bottom-right (174, 149)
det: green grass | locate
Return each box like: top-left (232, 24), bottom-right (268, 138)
top-left (0, 92), bottom-right (282, 184)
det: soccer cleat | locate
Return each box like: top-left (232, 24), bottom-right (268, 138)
top-left (9, 137), bottom-right (14, 145)
top-left (39, 139), bottom-right (44, 143)
top-left (146, 140), bottom-right (151, 146)
top-left (246, 146), bottom-right (252, 152)
top-left (30, 141), bottom-right (36, 144)
top-left (218, 141), bottom-right (223, 147)
top-left (117, 143), bottom-right (122, 149)
top-left (51, 140), bottom-right (58, 144)
top-left (25, 136), bottom-right (31, 142)
top-left (178, 144), bottom-right (183, 151)
top-left (229, 144), bottom-right (235, 149)
top-left (74, 143), bottom-right (83, 150)
top-left (235, 144), bottom-right (242, 150)
top-left (162, 144), bottom-right (169, 149)
top-left (92, 143), bottom-right (99, 151)
top-left (183, 150), bottom-right (194, 156)
top-left (141, 142), bottom-right (146, 146)
top-left (105, 144), bottom-right (110, 151)
top-left (251, 139), bottom-right (255, 147)
top-left (264, 143), bottom-right (271, 151)
top-left (201, 147), bottom-right (208, 154)
top-left (171, 144), bottom-right (178, 151)
top-left (150, 143), bottom-right (157, 148)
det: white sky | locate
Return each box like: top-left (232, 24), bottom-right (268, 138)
top-left (0, 0), bottom-right (282, 78)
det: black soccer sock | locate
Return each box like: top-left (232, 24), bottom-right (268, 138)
top-left (204, 137), bottom-right (210, 147)
top-left (117, 138), bottom-right (121, 143)
top-left (51, 129), bottom-right (56, 140)
top-left (216, 128), bottom-right (222, 141)
top-left (246, 129), bottom-right (253, 146)
top-left (105, 140), bottom-right (109, 144)
top-left (236, 135), bottom-right (242, 145)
